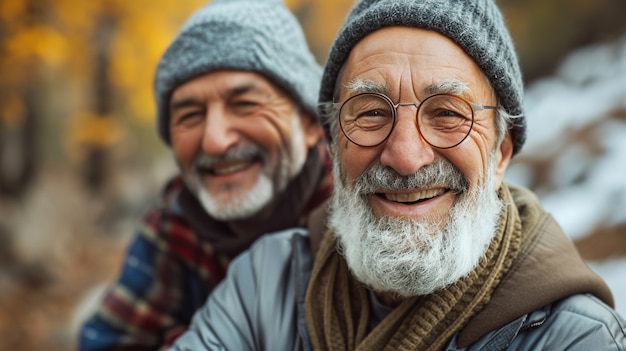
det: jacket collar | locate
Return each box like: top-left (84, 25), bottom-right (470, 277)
top-left (457, 184), bottom-right (614, 347)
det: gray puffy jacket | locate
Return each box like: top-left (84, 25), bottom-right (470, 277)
top-left (170, 228), bottom-right (626, 350)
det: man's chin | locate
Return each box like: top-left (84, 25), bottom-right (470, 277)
top-left (196, 176), bottom-right (274, 221)
top-left (198, 192), bottom-right (255, 221)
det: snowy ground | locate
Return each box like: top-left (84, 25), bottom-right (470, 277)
top-left (505, 33), bottom-right (626, 317)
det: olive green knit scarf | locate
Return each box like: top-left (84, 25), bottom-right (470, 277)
top-left (305, 185), bottom-right (523, 351)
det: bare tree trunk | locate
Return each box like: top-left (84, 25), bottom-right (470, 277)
top-left (0, 0), bottom-right (40, 199)
top-left (83, 13), bottom-right (116, 193)
top-left (0, 88), bottom-right (38, 198)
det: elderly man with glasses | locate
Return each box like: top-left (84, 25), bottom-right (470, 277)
top-left (169, 0), bottom-right (626, 350)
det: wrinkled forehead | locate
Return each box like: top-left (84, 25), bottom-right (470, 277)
top-left (342, 77), bottom-right (471, 98)
top-left (335, 26), bottom-right (492, 102)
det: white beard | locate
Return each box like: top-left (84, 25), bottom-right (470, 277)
top-left (195, 173), bottom-right (274, 221)
top-left (329, 155), bottom-right (502, 297)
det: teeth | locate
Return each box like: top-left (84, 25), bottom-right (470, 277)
top-left (384, 188), bottom-right (445, 203)
top-left (212, 161), bottom-right (253, 175)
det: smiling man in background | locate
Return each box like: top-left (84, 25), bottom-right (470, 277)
top-left (78, 0), bottom-right (331, 349)
top-left (168, 0), bottom-right (626, 349)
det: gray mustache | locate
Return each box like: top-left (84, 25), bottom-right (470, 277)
top-left (192, 145), bottom-right (266, 172)
top-left (355, 159), bottom-right (469, 194)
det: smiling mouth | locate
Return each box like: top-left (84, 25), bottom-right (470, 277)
top-left (379, 188), bottom-right (447, 204)
top-left (203, 159), bottom-right (257, 176)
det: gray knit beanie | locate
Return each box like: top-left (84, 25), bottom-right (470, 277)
top-left (320, 0), bottom-right (526, 155)
top-left (154, 0), bottom-right (322, 145)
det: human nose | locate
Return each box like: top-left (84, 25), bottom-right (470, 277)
top-left (201, 108), bottom-right (240, 156)
top-left (379, 105), bottom-right (435, 176)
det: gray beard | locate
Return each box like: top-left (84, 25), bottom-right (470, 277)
top-left (182, 111), bottom-right (308, 221)
top-left (182, 144), bottom-right (275, 221)
top-left (329, 156), bottom-right (502, 297)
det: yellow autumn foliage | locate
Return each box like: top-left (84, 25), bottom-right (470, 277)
top-left (66, 111), bottom-right (123, 148)
top-left (5, 25), bottom-right (68, 66)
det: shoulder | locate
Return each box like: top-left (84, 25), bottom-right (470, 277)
top-left (172, 229), bottom-right (311, 350)
top-left (206, 228), bottom-right (311, 303)
top-left (511, 294), bottom-right (625, 350)
top-left (547, 294), bottom-right (626, 342)
top-left (454, 294), bottom-right (626, 351)
top-left (112, 177), bottom-right (194, 276)
top-left (228, 228), bottom-right (311, 280)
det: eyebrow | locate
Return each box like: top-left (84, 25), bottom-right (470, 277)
top-left (423, 79), bottom-right (470, 97)
top-left (169, 83), bottom-right (259, 111)
top-left (170, 97), bottom-right (202, 111)
top-left (228, 84), bottom-right (257, 97)
top-left (344, 78), bottom-right (471, 99)
top-left (344, 78), bottom-right (389, 95)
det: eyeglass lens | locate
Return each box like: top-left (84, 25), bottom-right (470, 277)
top-left (339, 93), bottom-right (474, 148)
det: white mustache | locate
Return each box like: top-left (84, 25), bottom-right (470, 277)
top-left (192, 145), bottom-right (266, 172)
top-left (353, 159), bottom-right (469, 195)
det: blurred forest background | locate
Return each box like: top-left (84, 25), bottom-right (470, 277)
top-left (1, 0), bottom-right (626, 350)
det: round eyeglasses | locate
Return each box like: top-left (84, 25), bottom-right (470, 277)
top-left (334, 93), bottom-right (497, 148)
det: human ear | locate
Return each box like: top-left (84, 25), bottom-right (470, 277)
top-left (494, 133), bottom-right (513, 188)
top-left (300, 112), bottom-right (323, 148)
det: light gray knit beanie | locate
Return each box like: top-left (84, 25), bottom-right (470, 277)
top-left (154, 0), bottom-right (322, 145)
top-left (320, 0), bottom-right (526, 155)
